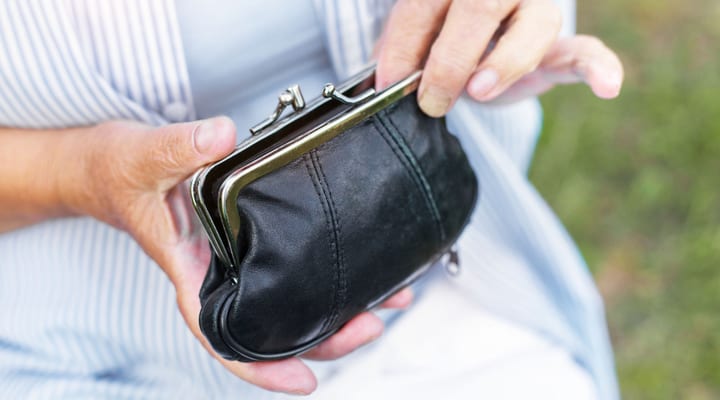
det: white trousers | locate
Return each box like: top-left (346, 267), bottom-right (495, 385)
top-left (296, 270), bottom-right (598, 400)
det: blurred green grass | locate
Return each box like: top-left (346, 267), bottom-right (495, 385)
top-left (531, 1), bottom-right (720, 398)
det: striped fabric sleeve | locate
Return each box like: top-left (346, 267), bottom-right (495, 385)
top-left (0, 0), bottom-right (195, 129)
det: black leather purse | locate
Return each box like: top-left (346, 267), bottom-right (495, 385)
top-left (190, 67), bottom-right (478, 362)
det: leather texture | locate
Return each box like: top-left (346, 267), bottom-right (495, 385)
top-left (199, 96), bottom-right (478, 361)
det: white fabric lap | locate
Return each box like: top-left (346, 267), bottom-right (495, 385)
top-left (299, 272), bottom-right (597, 400)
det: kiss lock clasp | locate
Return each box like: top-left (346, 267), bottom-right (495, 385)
top-left (250, 85), bottom-right (306, 135)
top-left (249, 82), bottom-right (377, 135)
top-left (321, 83), bottom-right (375, 105)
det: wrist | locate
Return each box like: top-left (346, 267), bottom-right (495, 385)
top-left (52, 124), bottom-right (103, 222)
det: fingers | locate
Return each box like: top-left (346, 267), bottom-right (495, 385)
top-left (541, 35), bottom-right (624, 98)
top-left (302, 312), bottom-right (384, 360)
top-left (142, 116), bottom-right (236, 190)
top-left (224, 289), bottom-right (410, 389)
top-left (301, 287), bottom-right (412, 360)
top-left (489, 35), bottom-right (624, 103)
top-left (467, 0), bottom-right (562, 102)
top-left (171, 253), bottom-right (318, 395)
top-left (480, 69), bottom-right (554, 104)
top-left (378, 0), bottom-right (565, 115)
top-left (229, 359), bottom-right (317, 395)
top-left (301, 288), bottom-right (413, 360)
top-left (380, 287), bottom-right (414, 309)
top-left (419, 0), bottom-right (521, 116)
top-left (375, 0), bottom-right (451, 90)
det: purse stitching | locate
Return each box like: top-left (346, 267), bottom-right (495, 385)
top-left (382, 113), bottom-right (447, 241)
top-left (303, 154), bottom-right (339, 335)
top-left (370, 117), bottom-right (437, 233)
top-left (371, 115), bottom-right (446, 243)
top-left (311, 150), bottom-right (347, 328)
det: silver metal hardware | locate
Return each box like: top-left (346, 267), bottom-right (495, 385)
top-left (250, 83), bottom-right (376, 136)
top-left (250, 85), bottom-right (306, 135)
top-left (444, 246), bottom-right (461, 276)
top-left (322, 83), bottom-right (376, 105)
top-left (190, 169), bottom-right (233, 265)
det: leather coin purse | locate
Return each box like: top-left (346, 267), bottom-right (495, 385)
top-left (190, 66), bottom-right (478, 362)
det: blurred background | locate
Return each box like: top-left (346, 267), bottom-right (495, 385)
top-left (534, 1), bottom-right (720, 398)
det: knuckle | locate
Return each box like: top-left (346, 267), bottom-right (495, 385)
top-left (433, 44), bottom-right (475, 74)
top-left (141, 127), bottom-right (188, 178)
top-left (471, 0), bottom-right (506, 18)
top-left (158, 140), bottom-right (180, 168)
top-left (168, 138), bottom-right (190, 170)
top-left (425, 51), bottom-right (472, 90)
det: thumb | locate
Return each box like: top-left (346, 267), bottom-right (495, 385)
top-left (143, 116), bottom-right (237, 190)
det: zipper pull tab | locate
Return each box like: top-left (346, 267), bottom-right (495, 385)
top-left (444, 246), bottom-right (461, 276)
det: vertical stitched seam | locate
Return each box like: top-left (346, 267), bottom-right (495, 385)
top-left (303, 154), bottom-right (338, 335)
top-left (371, 117), bottom-right (439, 238)
top-left (372, 116), bottom-right (446, 243)
top-left (312, 150), bottom-right (346, 325)
top-left (381, 114), bottom-right (446, 241)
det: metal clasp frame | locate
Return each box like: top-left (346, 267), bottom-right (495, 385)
top-left (250, 83), bottom-right (377, 135)
top-left (190, 68), bottom-right (422, 268)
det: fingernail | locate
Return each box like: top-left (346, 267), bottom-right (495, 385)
top-left (193, 120), bottom-right (215, 154)
top-left (468, 69), bottom-right (499, 99)
top-left (418, 87), bottom-right (451, 117)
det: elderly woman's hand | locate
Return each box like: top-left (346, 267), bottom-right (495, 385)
top-left (376, 0), bottom-right (623, 115)
top-left (59, 117), bottom-right (412, 395)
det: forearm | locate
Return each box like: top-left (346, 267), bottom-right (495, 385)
top-left (0, 126), bottom-right (88, 233)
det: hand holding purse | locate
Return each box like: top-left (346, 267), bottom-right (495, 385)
top-left (190, 67), bottom-right (478, 361)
